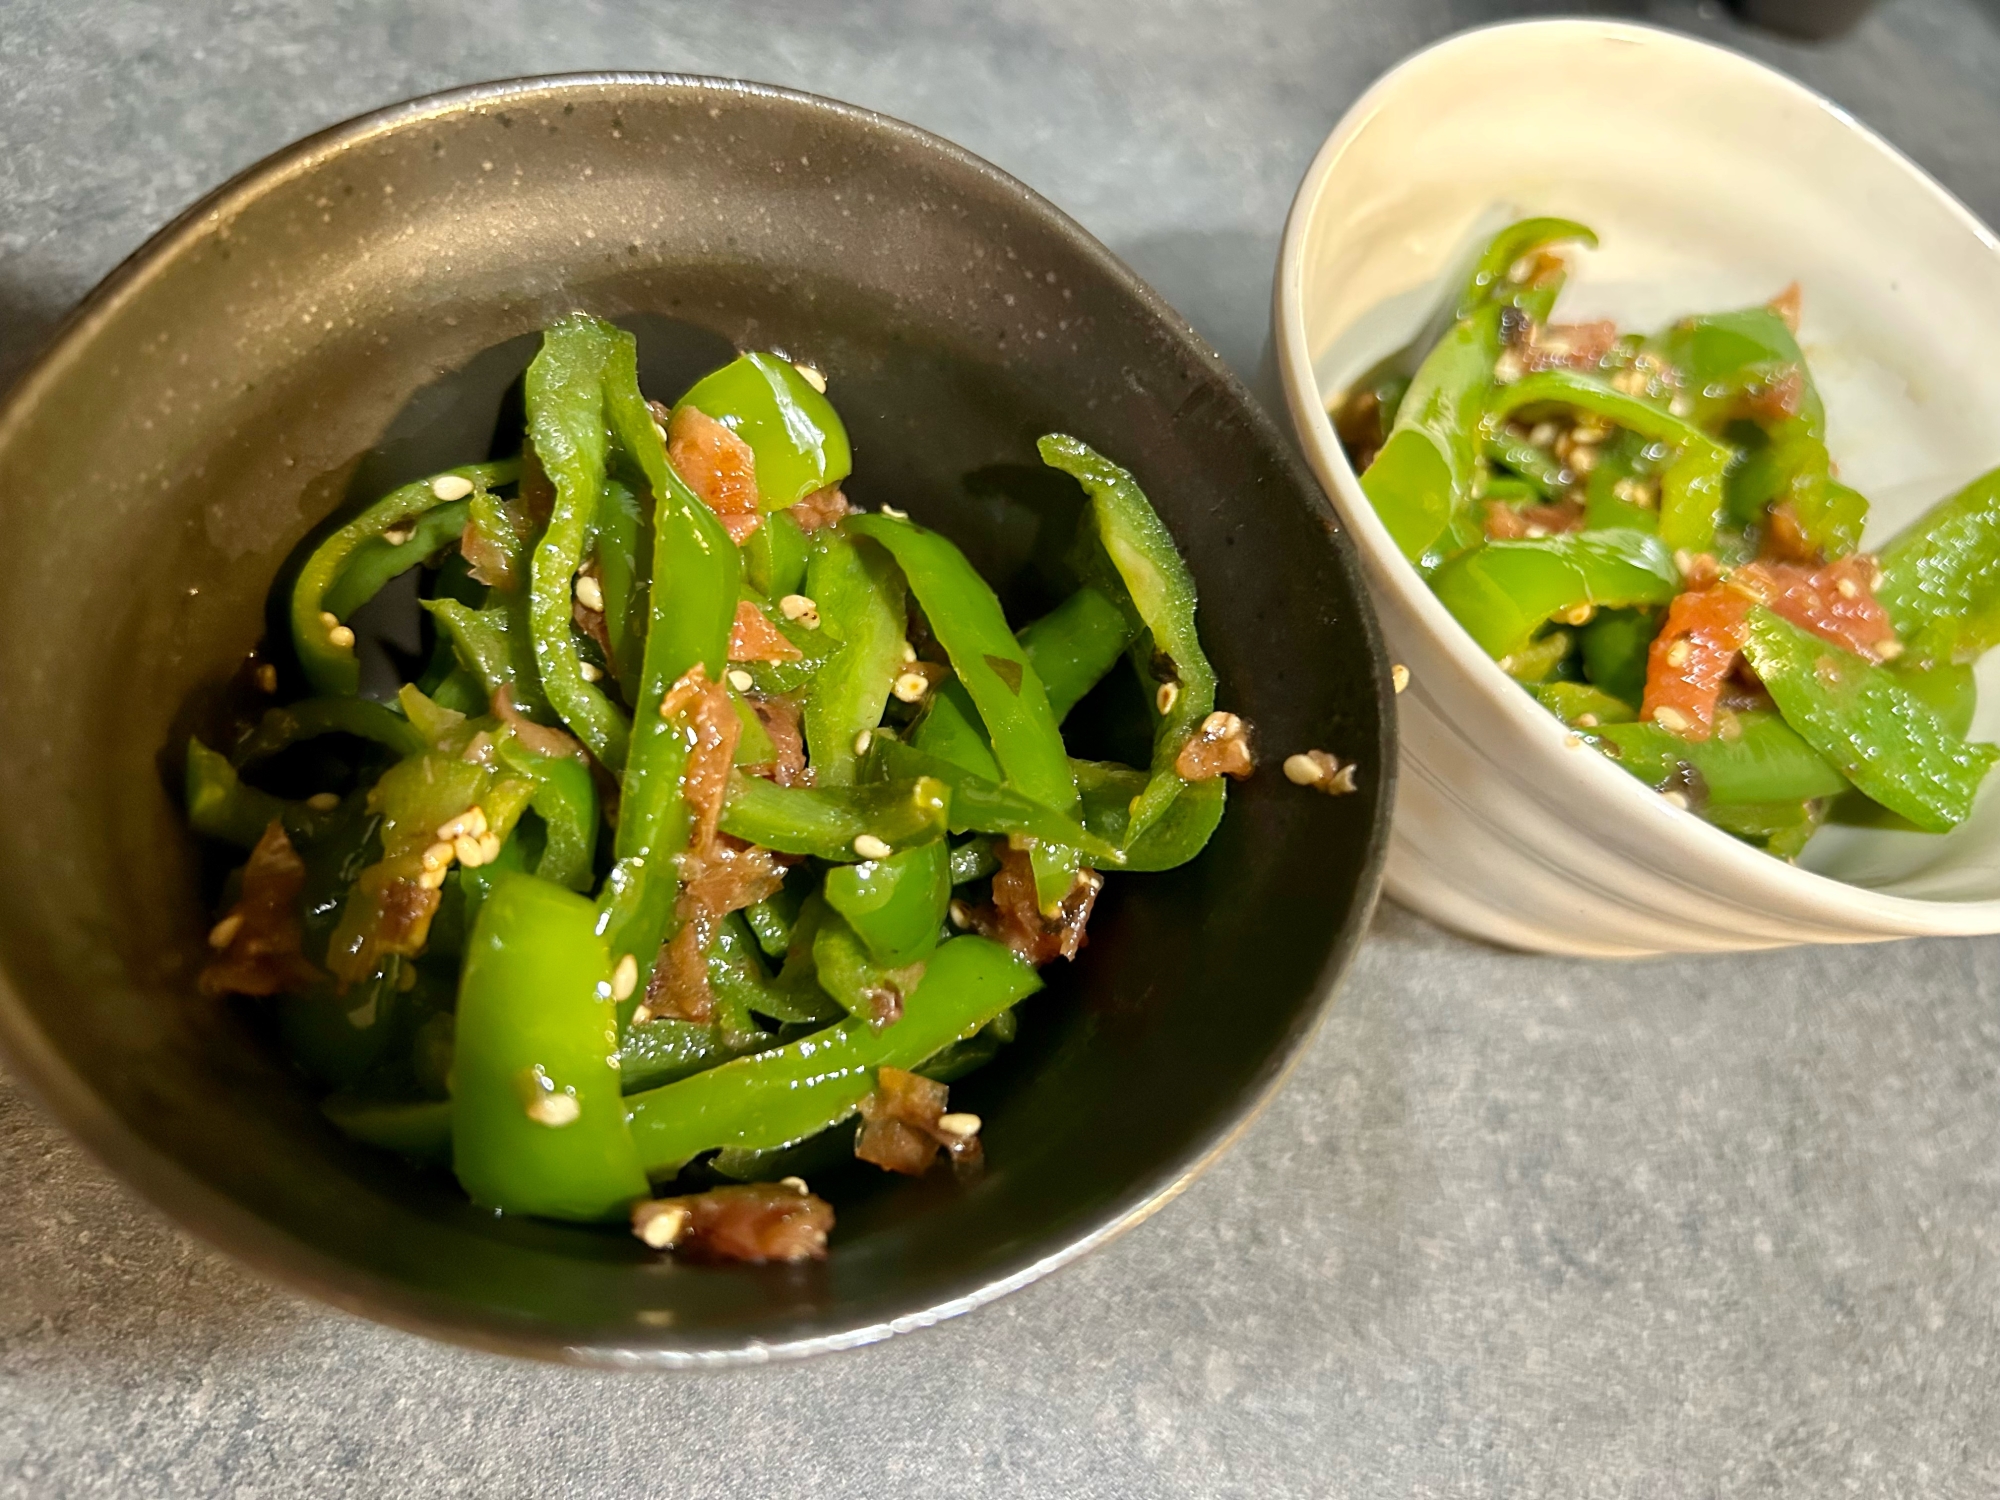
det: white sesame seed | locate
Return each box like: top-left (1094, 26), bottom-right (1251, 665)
top-left (1156, 681), bottom-right (1179, 715)
top-left (1575, 713), bottom-right (1599, 729)
top-left (779, 1175), bottom-right (810, 1195)
top-left (319, 611), bottom-right (340, 629)
top-left (1564, 733), bottom-right (1583, 749)
top-left (633, 1202), bottom-right (690, 1249)
top-left (853, 833), bottom-right (894, 860)
top-left (436, 807), bottom-right (486, 842)
top-left (1653, 705), bottom-right (1690, 733)
top-left (893, 672), bottom-right (929, 703)
top-left (207, 913), bottom-right (243, 949)
top-left (611, 953), bottom-right (639, 1002)
top-left (1561, 603), bottom-right (1595, 627)
top-left (779, 593), bottom-right (817, 621)
top-left (417, 866), bottom-right (450, 890)
top-left (327, 625), bottom-right (356, 650)
top-left (580, 661), bottom-right (604, 683)
top-left (254, 663), bottom-right (279, 693)
top-left (948, 899), bottom-right (971, 928)
top-left (454, 834), bottom-right (486, 867)
top-left (1666, 639), bottom-right (1691, 669)
top-left (475, 832), bottom-right (502, 864)
top-left (1326, 762), bottom-right (1359, 794)
top-left (1528, 422), bottom-right (1560, 447)
top-left (854, 730), bottom-right (873, 755)
top-left (527, 1092), bottom-right (581, 1127)
top-left (431, 473), bottom-right (475, 501)
top-left (1836, 576), bottom-right (1860, 599)
top-left (794, 363), bottom-right (827, 393)
top-left (1669, 395), bottom-right (1693, 418)
top-left (725, 668), bottom-right (754, 693)
top-left (306, 792), bottom-right (340, 812)
top-left (574, 574), bottom-right (604, 613)
top-left (381, 527), bottom-right (412, 546)
top-left (1391, 664), bottom-right (1410, 694)
top-left (1661, 790), bottom-right (1690, 811)
top-left (1569, 445), bottom-right (1599, 474)
top-left (1282, 753), bottom-right (1322, 786)
top-left (1492, 349), bottom-right (1525, 385)
top-left (1201, 710), bottom-right (1242, 737)
top-left (1876, 638), bottom-right (1904, 660)
top-left (1673, 549), bottom-right (1697, 577)
top-left (935, 1112), bottom-right (981, 1139)
top-left (880, 505), bottom-right (909, 520)
top-left (652, 421), bottom-right (668, 443)
top-left (901, 641), bottom-right (918, 664)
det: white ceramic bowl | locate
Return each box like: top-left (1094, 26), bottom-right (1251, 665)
top-left (1274, 18), bottom-right (2000, 954)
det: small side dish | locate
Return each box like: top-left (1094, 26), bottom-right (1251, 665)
top-left (185, 316), bottom-right (1253, 1261)
top-left (1336, 218), bottom-right (2000, 860)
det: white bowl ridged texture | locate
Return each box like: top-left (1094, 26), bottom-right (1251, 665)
top-left (1275, 18), bottom-right (2000, 954)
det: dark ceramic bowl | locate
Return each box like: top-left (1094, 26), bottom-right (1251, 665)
top-left (0, 75), bottom-right (1391, 1365)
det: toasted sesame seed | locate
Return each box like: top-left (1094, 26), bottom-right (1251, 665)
top-left (431, 473), bottom-right (475, 501)
top-left (306, 792), bottom-right (340, 812)
top-left (416, 866), bottom-right (450, 890)
top-left (901, 641), bottom-right (918, 664)
top-left (779, 593), bottom-right (817, 621)
top-left (1666, 639), bottom-right (1691, 669)
top-left (327, 624), bottom-right (356, 650)
top-left (779, 1175), bottom-right (810, 1195)
top-left (207, 913), bottom-right (243, 950)
top-left (853, 833), bottom-right (894, 860)
top-left (1568, 445), bottom-right (1599, 474)
top-left (935, 1113), bottom-right (981, 1139)
top-left (436, 807), bottom-right (487, 842)
top-left (574, 574), bottom-right (604, 613)
top-left (611, 953), bottom-right (638, 1002)
top-left (1716, 709), bottom-right (1744, 742)
top-left (1528, 421), bottom-right (1560, 447)
top-left (652, 420), bottom-right (668, 443)
top-left (1575, 713), bottom-right (1599, 729)
top-left (880, 504), bottom-right (909, 520)
top-left (580, 661), bottom-right (604, 683)
top-left (1876, 638), bottom-right (1904, 661)
top-left (1564, 733), bottom-right (1583, 749)
top-left (893, 671), bottom-right (929, 703)
top-left (1561, 603), bottom-right (1595, 627)
top-left (254, 663), bottom-right (279, 693)
top-left (1201, 710), bottom-right (1242, 737)
top-left (1391, 663), bottom-right (1410, 694)
top-left (475, 832), bottom-right (502, 864)
top-left (454, 834), bottom-right (486, 867)
top-left (1672, 549), bottom-right (1697, 577)
top-left (381, 526), bottom-right (412, 546)
top-left (1836, 576), bottom-right (1859, 599)
top-left (319, 611), bottom-right (340, 629)
top-left (794, 363), bottom-right (827, 393)
top-left (526, 1092), bottom-right (581, 1127)
top-left (948, 899), bottom-right (971, 928)
top-left (1492, 349), bottom-right (1525, 385)
top-left (726, 668), bottom-right (754, 692)
top-left (1156, 681), bottom-right (1179, 715)
top-left (853, 729), bottom-right (873, 755)
top-left (633, 1202), bottom-right (690, 1249)
top-left (1653, 705), bottom-right (1691, 733)
top-left (1669, 395), bottom-right (1693, 418)
top-left (1282, 753), bottom-right (1322, 786)
top-left (1661, 790), bottom-right (1690, 811)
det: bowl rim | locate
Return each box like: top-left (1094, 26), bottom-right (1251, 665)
top-left (0, 69), bottom-right (1397, 1366)
top-left (1273, 15), bottom-right (2000, 939)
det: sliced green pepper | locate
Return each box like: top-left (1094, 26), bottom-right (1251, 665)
top-left (1877, 465), bottom-right (2000, 667)
top-left (322, 500), bottom-right (471, 620)
top-left (494, 728), bottom-right (597, 891)
top-left (812, 908), bottom-right (930, 1023)
top-left (1458, 217), bottom-right (1598, 320)
top-left (823, 838), bottom-right (951, 967)
top-left (1588, 710), bottom-right (1848, 804)
top-left (718, 771), bottom-right (950, 861)
top-left (231, 696), bottom-right (428, 767)
top-left (741, 507), bottom-right (810, 600)
top-left (323, 1094), bottom-right (453, 1167)
top-left (1740, 607), bottom-right (1998, 832)
top-left (1702, 798), bottom-right (1827, 860)
top-left (186, 738), bottom-right (288, 847)
top-left (870, 740), bottom-right (1123, 865)
top-left (422, 598), bottom-right (548, 719)
top-left (451, 873), bottom-right (646, 1221)
top-left (1531, 681), bottom-right (1637, 727)
top-left (1429, 530), bottom-right (1680, 662)
top-left (675, 352), bottom-right (852, 511)
top-left (593, 477), bottom-right (650, 704)
top-left (291, 459), bottom-right (519, 696)
top-left (624, 934), bottom-right (1040, 1175)
top-left (1017, 585), bottom-right (1138, 721)
top-left (801, 526), bottom-right (907, 785)
top-left (1072, 760), bottom-right (1225, 872)
top-left (1579, 607), bottom-right (1661, 707)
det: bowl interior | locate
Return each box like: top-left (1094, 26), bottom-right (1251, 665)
top-left (1291, 20), bottom-right (2000, 904)
top-left (0, 77), bottom-right (1388, 1361)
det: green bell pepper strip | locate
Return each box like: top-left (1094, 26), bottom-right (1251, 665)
top-left (1701, 799), bottom-right (1827, 861)
top-left (910, 681), bottom-right (1004, 780)
top-left (524, 318), bottom-right (631, 768)
top-left (801, 527), bottom-right (907, 785)
top-left (230, 696), bottom-right (428, 768)
top-left (675, 352), bottom-right (853, 511)
top-left (1877, 465), bottom-right (2000, 667)
top-left (595, 326), bottom-right (743, 985)
top-left (823, 838), bottom-right (952, 968)
top-left (593, 477), bottom-right (650, 704)
top-left (1458, 217), bottom-right (1598, 319)
top-left (321, 500), bottom-right (471, 620)
top-left (870, 740), bottom-right (1125, 866)
top-left (494, 729), bottom-right (597, 891)
top-left (1588, 710), bottom-right (1849, 804)
top-left (1739, 607), bottom-right (1999, 833)
top-left (741, 507), bottom-right (810, 600)
top-left (186, 739), bottom-right (288, 847)
top-left (422, 598), bottom-right (551, 719)
top-left (949, 836), bottom-right (1001, 885)
top-left (718, 771), bottom-right (951, 861)
top-left (1531, 681), bottom-right (1637, 727)
top-left (1501, 629), bottom-right (1575, 684)
top-left (322, 1094), bottom-right (453, 1167)
top-left (1486, 371), bottom-right (1732, 554)
top-left (755, 893), bottom-right (848, 1026)
top-left (1072, 760), bottom-right (1225, 872)
top-left (1483, 430), bottom-right (1567, 499)
top-left (1579, 430), bottom-right (1656, 533)
top-left (624, 934), bottom-right (1040, 1175)
top-left (1429, 530), bottom-right (1681, 662)
top-left (451, 873), bottom-right (647, 1221)
top-left (1017, 585), bottom-right (1139, 721)
top-left (1038, 435), bottom-right (1217, 857)
top-left (290, 459), bottom-right (520, 696)
top-left (812, 908), bottom-right (930, 1023)
top-left (1659, 306), bottom-right (1852, 556)
top-left (743, 878), bottom-right (803, 960)
top-left (1889, 661), bottom-right (1978, 739)
top-left (1579, 606), bottom-right (1660, 707)
top-left (730, 687), bottom-right (778, 768)
top-left (618, 1017), bottom-right (752, 1094)
top-left (1358, 303), bottom-right (1502, 569)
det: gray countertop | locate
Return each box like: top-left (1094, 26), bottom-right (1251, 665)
top-left (6, 2), bottom-right (2000, 1494)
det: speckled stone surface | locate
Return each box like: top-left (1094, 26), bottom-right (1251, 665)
top-left (6, 2), bottom-right (2000, 1494)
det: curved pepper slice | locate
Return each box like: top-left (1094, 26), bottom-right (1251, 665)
top-left (1458, 217), bottom-right (1598, 321)
top-left (802, 526), bottom-right (908, 786)
top-left (231, 696), bottom-right (429, 767)
top-left (452, 873), bottom-right (647, 1221)
top-left (1877, 464), bottom-right (2000, 667)
top-left (718, 771), bottom-right (950, 861)
top-left (186, 738), bottom-right (290, 848)
top-left (1429, 530), bottom-right (1681, 663)
top-left (624, 934), bottom-right (1039, 1176)
top-left (290, 459), bottom-right (519, 696)
top-left (823, 838), bottom-right (952, 968)
top-left (1588, 711), bottom-right (1847, 805)
top-left (675, 353), bottom-right (853, 512)
top-left (322, 500), bottom-right (471, 620)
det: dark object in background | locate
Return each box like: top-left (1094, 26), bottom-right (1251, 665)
top-left (1733, 0), bottom-right (1878, 40)
top-left (0, 75), bottom-right (1392, 1365)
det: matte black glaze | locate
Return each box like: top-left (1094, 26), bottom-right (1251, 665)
top-left (0, 76), bottom-right (1392, 1365)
